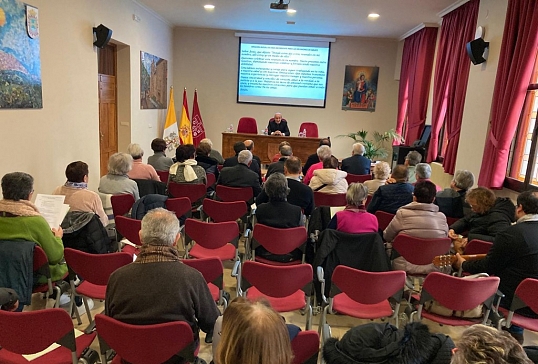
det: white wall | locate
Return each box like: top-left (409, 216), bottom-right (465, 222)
top-left (0, 0), bottom-right (173, 196)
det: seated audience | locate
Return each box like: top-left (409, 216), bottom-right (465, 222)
top-left (303, 145), bottom-right (332, 185)
top-left (454, 190), bottom-right (538, 344)
top-left (216, 297), bottom-right (294, 364)
top-left (323, 322), bottom-right (454, 364)
top-left (266, 144), bottom-right (292, 178)
top-left (367, 165), bottom-right (413, 214)
top-left (255, 173), bottom-right (304, 262)
top-left (0, 287), bottom-right (19, 311)
top-left (309, 156), bottom-right (348, 194)
top-left (405, 151), bottom-right (422, 183)
top-left (53, 161), bottom-right (108, 226)
top-left (303, 138), bottom-right (331, 176)
top-left (0, 172), bottom-right (67, 283)
top-left (244, 139), bottom-right (262, 168)
top-left (195, 140), bottom-right (219, 180)
top-left (435, 169), bottom-right (475, 218)
top-left (200, 138), bottom-right (225, 165)
top-left (364, 161), bottom-right (391, 196)
top-left (449, 187), bottom-right (515, 242)
top-left (106, 208), bottom-right (220, 357)
top-left (414, 163), bottom-right (441, 191)
top-left (256, 156), bottom-right (314, 216)
top-left (450, 325), bottom-right (532, 364)
top-left (147, 137), bottom-right (174, 172)
top-left (98, 152), bottom-right (140, 200)
top-left (384, 181), bottom-right (449, 275)
top-left (267, 112), bottom-right (290, 136)
top-left (341, 142), bottom-right (371, 175)
top-left (223, 141), bottom-right (261, 183)
top-left (271, 141), bottom-right (291, 162)
top-left (126, 143), bottom-right (160, 181)
top-left (327, 183), bottom-right (377, 233)
top-left (218, 150), bottom-right (262, 197)
top-left (169, 144), bottom-right (207, 185)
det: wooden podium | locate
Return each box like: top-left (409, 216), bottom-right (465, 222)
top-left (222, 133), bottom-right (322, 165)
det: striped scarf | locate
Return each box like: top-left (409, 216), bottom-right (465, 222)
top-left (134, 244), bottom-right (181, 264)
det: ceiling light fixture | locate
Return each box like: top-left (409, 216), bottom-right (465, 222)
top-left (368, 13), bottom-right (380, 19)
top-left (204, 4), bottom-right (215, 10)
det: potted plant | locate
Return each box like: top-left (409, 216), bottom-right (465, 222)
top-left (338, 129), bottom-right (403, 160)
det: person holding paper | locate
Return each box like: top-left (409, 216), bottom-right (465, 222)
top-left (0, 172), bottom-right (67, 282)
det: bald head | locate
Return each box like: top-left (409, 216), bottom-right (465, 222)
top-left (244, 139), bottom-right (254, 151)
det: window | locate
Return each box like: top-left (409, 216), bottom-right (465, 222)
top-left (507, 53), bottom-right (538, 190)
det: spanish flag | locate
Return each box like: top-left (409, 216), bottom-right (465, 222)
top-left (163, 87), bottom-right (180, 153)
top-left (179, 88), bottom-right (193, 145)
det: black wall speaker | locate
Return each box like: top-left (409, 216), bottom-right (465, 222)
top-left (466, 38), bottom-right (489, 65)
top-left (93, 24), bottom-right (112, 49)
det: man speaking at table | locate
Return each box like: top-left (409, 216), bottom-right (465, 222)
top-left (267, 112), bottom-right (290, 136)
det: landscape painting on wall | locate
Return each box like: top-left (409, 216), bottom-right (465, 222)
top-left (140, 51), bottom-right (167, 109)
top-left (342, 65), bottom-right (379, 112)
top-left (0, 0), bottom-right (43, 109)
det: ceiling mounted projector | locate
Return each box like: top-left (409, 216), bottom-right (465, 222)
top-left (270, 0), bottom-right (288, 12)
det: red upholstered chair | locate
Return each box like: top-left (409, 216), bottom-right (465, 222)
top-left (463, 239), bottom-right (493, 255)
top-left (33, 246), bottom-right (67, 308)
top-left (318, 266), bottom-right (405, 341)
top-left (156, 170), bottom-right (169, 183)
top-left (291, 331), bottom-right (320, 364)
top-left (364, 195), bottom-right (373, 208)
top-left (95, 314), bottom-right (197, 364)
top-left (114, 216), bottom-right (142, 256)
top-left (0, 308), bottom-right (96, 364)
top-left (374, 211), bottom-right (395, 232)
top-left (313, 192), bottom-right (347, 207)
top-left (165, 197), bottom-right (192, 219)
top-left (184, 218), bottom-right (239, 261)
top-left (182, 257), bottom-right (228, 308)
top-left (216, 185), bottom-right (253, 203)
top-left (64, 248), bottom-right (132, 327)
top-left (248, 223), bottom-right (308, 265)
top-left (241, 261), bottom-right (313, 329)
top-left (111, 193), bottom-right (135, 217)
top-left (298, 122), bottom-right (319, 138)
top-left (237, 117), bottom-right (258, 134)
top-left (446, 216), bottom-right (459, 227)
top-left (167, 182), bottom-right (206, 203)
top-left (498, 278), bottom-right (538, 333)
top-left (201, 198), bottom-right (247, 223)
top-left (410, 272), bottom-right (500, 326)
top-left (206, 173), bottom-right (216, 189)
top-left (392, 234), bottom-right (452, 266)
top-left (345, 173), bottom-right (373, 184)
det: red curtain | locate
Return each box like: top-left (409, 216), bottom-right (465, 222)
top-left (478, 0), bottom-right (538, 188)
top-left (395, 27), bottom-right (438, 146)
top-left (427, 0), bottom-right (479, 175)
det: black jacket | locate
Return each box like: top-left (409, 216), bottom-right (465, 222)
top-left (267, 119), bottom-right (290, 136)
top-left (196, 155), bottom-right (219, 180)
top-left (435, 188), bottom-right (470, 218)
top-left (257, 178), bottom-right (314, 216)
top-left (217, 163), bottom-right (262, 197)
top-left (62, 211), bottom-right (111, 254)
top-left (223, 155), bottom-right (262, 184)
top-left (303, 153), bottom-right (320, 176)
top-left (265, 158), bottom-right (286, 178)
top-left (450, 197), bottom-right (515, 242)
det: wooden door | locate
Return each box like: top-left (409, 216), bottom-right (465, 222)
top-left (98, 44), bottom-right (117, 176)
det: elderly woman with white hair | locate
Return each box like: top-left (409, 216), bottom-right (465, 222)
top-left (414, 163), bottom-right (441, 191)
top-left (364, 161), bottom-right (391, 196)
top-left (98, 152), bottom-right (140, 200)
top-left (126, 143), bottom-right (160, 181)
top-left (435, 169), bottom-right (475, 218)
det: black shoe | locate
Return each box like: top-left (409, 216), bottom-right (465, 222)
top-left (205, 331), bottom-right (213, 344)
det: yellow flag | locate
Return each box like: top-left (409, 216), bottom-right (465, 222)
top-left (163, 87), bottom-right (179, 152)
top-left (179, 88), bottom-right (193, 144)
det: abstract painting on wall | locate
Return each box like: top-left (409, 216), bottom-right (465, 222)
top-left (0, 0), bottom-right (42, 109)
top-left (342, 65), bottom-right (379, 112)
top-left (140, 51), bottom-right (167, 109)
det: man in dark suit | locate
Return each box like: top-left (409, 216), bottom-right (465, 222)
top-left (223, 141), bottom-right (262, 184)
top-left (267, 112), bottom-right (290, 136)
top-left (257, 156), bottom-right (314, 216)
top-left (303, 138), bottom-right (331, 176)
top-left (341, 142), bottom-right (371, 175)
top-left (218, 150), bottom-right (262, 197)
top-left (266, 144), bottom-right (292, 178)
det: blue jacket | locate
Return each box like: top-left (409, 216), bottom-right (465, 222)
top-left (367, 182), bottom-right (414, 215)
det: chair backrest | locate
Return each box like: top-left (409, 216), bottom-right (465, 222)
top-left (464, 239), bottom-right (493, 255)
top-left (345, 173), bottom-right (372, 184)
top-left (374, 211), bottom-right (395, 232)
top-left (64, 248), bottom-right (132, 286)
top-left (165, 197), bottom-right (192, 219)
top-left (95, 314), bottom-right (195, 364)
top-left (202, 198), bottom-right (247, 222)
top-left (182, 257), bottom-right (224, 288)
top-left (185, 218), bottom-right (239, 249)
top-left (313, 192), bottom-right (347, 207)
top-left (241, 261), bottom-right (313, 297)
top-left (111, 193), bottom-right (135, 217)
top-left (252, 224), bottom-right (307, 255)
top-left (33, 245), bottom-right (50, 277)
top-left (446, 216), bottom-right (459, 227)
top-left (365, 195), bottom-right (373, 208)
top-left (156, 170), bottom-right (169, 183)
top-left (115, 216), bottom-right (142, 245)
top-left (514, 278), bottom-right (538, 314)
top-left (421, 272), bottom-right (500, 311)
top-left (331, 266), bottom-right (405, 304)
top-left (167, 182), bottom-right (207, 203)
top-left (237, 117), bottom-right (258, 134)
top-left (216, 185), bottom-right (253, 202)
top-left (0, 308), bottom-right (76, 356)
top-left (298, 122), bottom-right (319, 138)
top-left (392, 234), bottom-right (451, 265)
top-left (291, 331), bottom-right (320, 364)
top-left (206, 173), bottom-right (216, 188)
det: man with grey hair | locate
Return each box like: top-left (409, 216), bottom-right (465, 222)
top-left (266, 144), bottom-right (293, 178)
top-left (303, 145), bottom-right (332, 185)
top-left (341, 142), bottom-right (371, 175)
top-left (435, 170), bottom-right (475, 218)
top-left (217, 150), bottom-right (262, 197)
top-left (414, 163), bottom-right (441, 191)
top-left (200, 137), bottom-right (225, 165)
top-left (267, 112), bottom-right (290, 136)
top-left (106, 208), bottom-right (220, 354)
top-left (98, 152), bottom-right (140, 200)
top-left (405, 151), bottom-right (422, 183)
